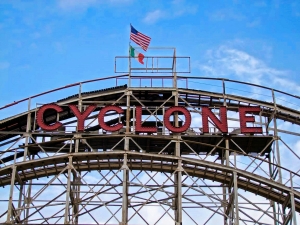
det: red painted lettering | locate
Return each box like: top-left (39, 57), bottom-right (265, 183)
top-left (69, 105), bottom-right (97, 132)
top-left (98, 105), bottom-right (124, 132)
top-left (135, 106), bottom-right (157, 133)
top-left (239, 106), bottom-right (262, 134)
top-left (36, 104), bottom-right (63, 131)
top-left (164, 106), bottom-right (191, 133)
top-left (202, 106), bottom-right (228, 133)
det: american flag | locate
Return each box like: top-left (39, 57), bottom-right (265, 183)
top-left (130, 25), bottom-right (151, 51)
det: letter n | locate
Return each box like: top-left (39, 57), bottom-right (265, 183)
top-left (202, 106), bottom-right (228, 133)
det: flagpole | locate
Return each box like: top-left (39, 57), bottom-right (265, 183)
top-left (122, 25), bottom-right (132, 225)
top-left (128, 43), bottom-right (131, 88)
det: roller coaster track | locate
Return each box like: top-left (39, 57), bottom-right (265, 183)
top-left (1, 75), bottom-right (300, 224)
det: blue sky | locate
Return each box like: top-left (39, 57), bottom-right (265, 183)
top-left (1, 1), bottom-right (300, 223)
top-left (0, 0), bottom-right (300, 107)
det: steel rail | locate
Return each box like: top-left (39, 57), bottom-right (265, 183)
top-left (0, 134), bottom-right (286, 180)
top-left (175, 76), bottom-right (300, 99)
top-left (0, 75), bottom-right (300, 224)
top-left (1, 86), bottom-right (300, 142)
top-left (0, 74), bottom-right (129, 111)
top-left (0, 152), bottom-right (299, 212)
top-left (1, 74), bottom-right (300, 111)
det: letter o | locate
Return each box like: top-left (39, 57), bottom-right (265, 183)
top-left (164, 106), bottom-right (191, 133)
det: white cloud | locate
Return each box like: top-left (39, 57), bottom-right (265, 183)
top-left (209, 8), bottom-right (245, 21)
top-left (53, 41), bottom-right (64, 53)
top-left (196, 46), bottom-right (288, 87)
top-left (58, 0), bottom-right (99, 10)
top-left (290, 139), bottom-right (300, 154)
top-left (0, 62), bottom-right (10, 70)
top-left (58, 0), bottom-right (132, 10)
top-left (247, 18), bottom-right (261, 27)
top-left (273, 77), bottom-right (300, 93)
top-left (30, 42), bottom-right (37, 49)
top-left (174, 5), bottom-right (197, 17)
top-left (254, 1), bottom-right (267, 7)
top-left (31, 32), bottom-right (41, 39)
top-left (172, 0), bottom-right (197, 16)
top-left (143, 10), bottom-right (166, 24)
top-left (143, 1), bottom-right (197, 24)
top-left (109, 0), bottom-right (132, 3)
top-left (171, 0), bottom-right (183, 4)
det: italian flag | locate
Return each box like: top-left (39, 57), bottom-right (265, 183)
top-left (130, 46), bottom-right (144, 64)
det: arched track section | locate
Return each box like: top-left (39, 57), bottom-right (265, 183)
top-left (1, 151), bottom-right (300, 210)
top-left (1, 75), bottom-right (300, 225)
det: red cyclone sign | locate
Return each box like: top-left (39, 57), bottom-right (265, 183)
top-left (36, 104), bottom-right (262, 134)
